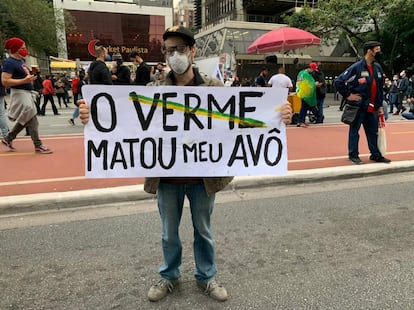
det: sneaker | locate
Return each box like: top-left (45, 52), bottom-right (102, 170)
top-left (197, 279), bottom-right (228, 302)
top-left (370, 156), bottom-right (391, 163)
top-left (35, 145), bottom-right (53, 154)
top-left (349, 156), bottom-right (363, 165)
top-left (1, 138), bottom-right (16, 151)
top-left (147, 279), bottom-right (178, 302)
top-left (68, 118), bottom-right (75, 126)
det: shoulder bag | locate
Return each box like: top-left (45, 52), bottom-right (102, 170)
top-left (341, 104), bottom-right (360, 125)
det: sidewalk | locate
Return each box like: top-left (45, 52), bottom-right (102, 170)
top-left (2, 160), bottom-right (414, 215)
top-left (2, 94), bottom-right (414, 215)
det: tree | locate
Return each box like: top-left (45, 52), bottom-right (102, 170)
top-left (284, 0), bottom-right (414, 73)
top-left (0, 0), bottom-right (75, 57)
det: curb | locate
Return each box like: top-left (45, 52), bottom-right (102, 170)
top-left (2, 160), bottom-right (414, 215)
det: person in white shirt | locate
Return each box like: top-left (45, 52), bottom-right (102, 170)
top-left (267, 65), bottom-right (293, 90)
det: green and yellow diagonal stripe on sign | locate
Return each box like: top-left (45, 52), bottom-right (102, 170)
top-left (129, 93), bottom-right (268, 128)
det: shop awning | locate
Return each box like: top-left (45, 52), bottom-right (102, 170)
top-left (50, 61), bottom-right (76, 69)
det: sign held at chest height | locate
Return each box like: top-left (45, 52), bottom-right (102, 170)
top-left (83, 85), bottom-right (288, 178)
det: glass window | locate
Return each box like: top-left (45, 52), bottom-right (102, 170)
top-left (67, 10), bottom-right (165, 62)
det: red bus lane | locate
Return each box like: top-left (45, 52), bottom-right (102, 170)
top-left (1, 122), bottom-right (413, 197)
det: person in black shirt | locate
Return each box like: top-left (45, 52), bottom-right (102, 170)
top-left (254, 66), bottom-right (269, 87)
top-left (111, 53), bottom-right (131, 85)
top-left (129, 51), bottom-right (151, 85)
top-left (88, 46), bottom-right (112, 85)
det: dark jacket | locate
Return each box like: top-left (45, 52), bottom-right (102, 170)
top-left (398, 77), bottom-right (409, 95)
top-left (134, 62), bottom-right (151, 85)
top-left (311, 70), bottom-right (326, 98)
top-left (334, 58), bottom-right (384, 110)
top-left (144, 68), bottom-right (234, 196)
top-left (88, 60), bottom-right (112, 85)
top-left (114, 65), bottom-right (131, 85)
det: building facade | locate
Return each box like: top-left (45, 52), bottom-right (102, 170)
top-left (174, 0), bottom-right (196, 29)
top-left (186, 0), bottom-right (355, 84)
top-left (53, 0), bottom-right (174, 66)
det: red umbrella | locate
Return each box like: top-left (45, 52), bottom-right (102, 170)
top-left (247, 27), bottom-right (321, 54)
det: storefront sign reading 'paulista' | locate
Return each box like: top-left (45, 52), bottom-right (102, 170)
top-left (82, 85), bottom-right (289, 178)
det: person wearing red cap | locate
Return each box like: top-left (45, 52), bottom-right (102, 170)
top-left (1, 37), bottom-right (52, 154)
top-left (309, 62), bottom-right (326, 123)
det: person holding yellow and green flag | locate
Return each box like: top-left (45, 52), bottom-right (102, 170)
top-left (296, 65), bottom-right (318, 127)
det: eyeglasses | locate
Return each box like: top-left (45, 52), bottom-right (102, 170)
top-left (161, 45), bottom-right (188, 55)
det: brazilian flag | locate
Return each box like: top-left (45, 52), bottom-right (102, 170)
top-left (296, 69), bottom-right (317, 107)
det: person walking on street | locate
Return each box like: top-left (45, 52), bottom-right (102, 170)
top-left (78, 25), bottom-right (293, 303)
top-left (69, 71), bottom-right (86, 126)
top-left (334, 41), bottom-right (390, 165)
top-left (1, 37), bottom-right (52, 154)
top-left (129, 51), bottom-right (151, 85)
top-left (394, 70), bottom-right (409, 115)
top-left (71, 73), bottom-right (80, 105)
top-left (55, 76), bottom-right (68, 108)
top-left (41, 75), bottom-right (59, 116)
top-left (388, 74), bottom-right (399, 114)
top-left (310, 62), bottom-right (326, 123)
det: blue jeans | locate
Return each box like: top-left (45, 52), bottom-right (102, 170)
top-left (316, 97), bottom-right (325, 123)
top-left (298, 99), bottom-right (319, 124)
top-left (348, 109), bottom-right (382, 159)
top-left (0, 96), bottom-right (8, 138)
top-left (389, 92), bottom-right (397, 112)
top-left (402, 111), bottom-right (414, 119)
top-left (157, 182), bottom-right (217, 282)
top-left (72, 106), bottom-right (79, 119)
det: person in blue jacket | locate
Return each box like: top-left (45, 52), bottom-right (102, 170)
top-left (334, 41), bottom-right (391, 165)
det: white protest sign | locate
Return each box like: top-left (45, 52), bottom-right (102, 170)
top-left (83, 85), bottom-right (288, 178)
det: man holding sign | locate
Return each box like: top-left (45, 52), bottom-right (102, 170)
top-left (79, 25), bottom-right (292, 302)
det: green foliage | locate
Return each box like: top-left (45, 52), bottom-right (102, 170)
top-left (0, 0), bottom-right (76, 57)
top-left (284, 0), bottom-right (414, 72)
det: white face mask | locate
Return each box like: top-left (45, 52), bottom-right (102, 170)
top-left (167, 51), bottom-right (191, 75)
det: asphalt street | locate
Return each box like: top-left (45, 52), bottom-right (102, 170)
top-left (1, 171), bottom-right (413, 309)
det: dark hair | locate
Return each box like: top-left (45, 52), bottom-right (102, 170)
top-left (129, 51), bottom-right (140, 59)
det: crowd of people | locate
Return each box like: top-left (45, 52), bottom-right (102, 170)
top-left (231, 62), bottom-right (326, 127)
top-left (2, 25), bottom-right (414, 304)
top-left (383, 69), bottom-right (414, 120)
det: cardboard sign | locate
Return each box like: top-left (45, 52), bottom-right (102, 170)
top-left (83, 85), bottom-right (288, 178)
